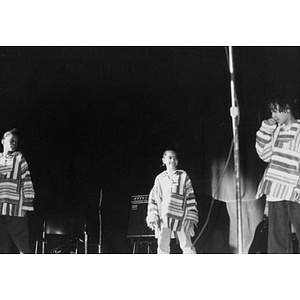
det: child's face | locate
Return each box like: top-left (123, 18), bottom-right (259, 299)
top-left (271, 104), bottom-right (292, 125)
top-left (162, 150), bottom-right (178, 171)
top-left (2, 133), bottom-right (17, 152)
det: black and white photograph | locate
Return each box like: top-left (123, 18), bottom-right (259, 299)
top-left (1, 46), bottom-right (300, 256)
top-left (1, 1), bottom-right (298, 299)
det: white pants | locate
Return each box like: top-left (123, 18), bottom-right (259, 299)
top-left (157, 227), bottom-right (197, 254)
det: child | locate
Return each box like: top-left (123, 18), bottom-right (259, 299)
top-left (256, 95), bottom-right (300, 253)
top-left (146, 148), bottom-right (198, 254)
top-left (0, 128), bottom-right (35, 253)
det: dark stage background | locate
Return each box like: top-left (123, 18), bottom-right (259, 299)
top-left (1, 46), bottom-right (300, 253)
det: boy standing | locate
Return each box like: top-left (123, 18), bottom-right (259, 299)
top-left (146, 148), bottom-right (198, 254)
top-left (0, 129), bottom-right (35, 253)
top-left (256, 95), bottom-right (300, 253)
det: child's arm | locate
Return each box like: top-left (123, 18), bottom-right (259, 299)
top-left (255, 118), bottom-right (278, 162)
top-left (146, 183), bottom-right (159, 230)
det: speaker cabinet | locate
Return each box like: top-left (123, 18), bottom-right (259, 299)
top-left (127, 195), bottom-right (155, 238)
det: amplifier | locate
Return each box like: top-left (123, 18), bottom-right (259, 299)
top-left (127, 194), bottom-right (155, 238)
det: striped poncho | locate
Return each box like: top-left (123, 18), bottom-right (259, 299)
top-left (0, 151), bottom-right (35, 217)
top-left (146, 169), bottom-right (198, 236)
top-left (255, 119), bottom-right (300, 201)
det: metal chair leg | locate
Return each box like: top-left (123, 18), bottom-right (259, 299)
top-left (34, 240), bottom-right (39, 254)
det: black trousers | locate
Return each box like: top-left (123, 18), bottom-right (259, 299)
top-left (0, 215), bottom-right (32, 254)
top-left (268, 201), bottom-right (300, 254)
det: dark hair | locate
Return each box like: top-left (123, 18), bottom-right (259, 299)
top-left (269, 94), bottom-right (299, 117)
top-left (163, 147), bottom-right (178, 157)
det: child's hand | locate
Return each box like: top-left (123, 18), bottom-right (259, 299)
top-left (264, 118), bottom-right (277, 126)
top-left (293, 187), bottom-right (300, 202)
top-left (148, 221), bottom-right (156, 230)
top-left (184, 219), bottom-right (195, 237)
top-left (146, 215), bottom-right (158, 230)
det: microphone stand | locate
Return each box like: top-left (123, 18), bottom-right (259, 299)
top-left (228, 46), bottom-right (243, 254)
top-left (98, 188), bottom-right (103, 254)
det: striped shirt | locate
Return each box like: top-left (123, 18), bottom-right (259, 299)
top-left (0, 151), bottom-right (35, 216)
top-left (147, 169), bottom-right (198, 234)
top-left (256, 120), bottom-right (300, 201)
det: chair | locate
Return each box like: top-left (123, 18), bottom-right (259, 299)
top-left (35, 214), bottom-right (88, 254)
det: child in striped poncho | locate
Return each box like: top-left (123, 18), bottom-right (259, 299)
top-left (256, 94), bottom-right (300, 253)
top-left (0, 129), bottom-right (35, 253)
top-left (146, 148), bottom-right (198, 254)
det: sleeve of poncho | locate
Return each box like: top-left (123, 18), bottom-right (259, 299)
top-left (255, 120), bottom-right (277, 163)
top-left (19, 153), bottom-right (35, 211)
top-left (184, 174), bottom-right (198, 225)
top-left (146, 179), bottom-right (159, 225)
